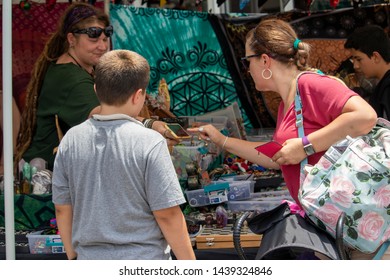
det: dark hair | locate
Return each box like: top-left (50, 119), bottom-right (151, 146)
top-left (95, 50), bottom-right (150, 106)
top-left (344, 25), bottom-right (390, 62)
top-left (15, 3), bottom-right (110, 170)
top-left (247, 18), bottom-right (313, 71)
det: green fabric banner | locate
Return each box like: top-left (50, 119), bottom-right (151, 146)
top-left (110, 5), bottom-right (250, 126)
top-left (0, 194), bottom-right (54, 230)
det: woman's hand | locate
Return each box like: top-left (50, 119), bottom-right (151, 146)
top-left (271, 138), bottom-right (307, 165)
top-left (187, 124), bottom-right (225, 147)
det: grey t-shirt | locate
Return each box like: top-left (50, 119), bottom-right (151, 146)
top-left (52, 114), bottom-right (186, 260)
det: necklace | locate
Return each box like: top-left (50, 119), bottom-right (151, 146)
top-left (67, 52), bottom-right (94, 77)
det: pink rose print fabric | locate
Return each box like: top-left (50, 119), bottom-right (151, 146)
top-left (298, 119), bottom-right (390, 254)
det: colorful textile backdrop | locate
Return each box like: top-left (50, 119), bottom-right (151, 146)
top-left (0, 194), bottom-right (54, 230)
top-left (209, 4), bottom-right (390, 124)
top-left (110, 5), bottom-right (256, 129)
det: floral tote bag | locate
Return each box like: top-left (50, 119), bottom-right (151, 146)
top-left (298, 118), bottom-right (390, 254)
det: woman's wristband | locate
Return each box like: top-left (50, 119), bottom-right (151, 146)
top-left (221, 136), bottom-right (229, 149)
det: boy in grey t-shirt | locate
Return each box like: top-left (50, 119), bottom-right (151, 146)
top-left (52, 50), bottom-right (195, 260)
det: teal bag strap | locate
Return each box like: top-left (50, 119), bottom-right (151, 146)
top-left (294, 72), bottom-right (309, 171)
top-left (295, 71), bottom-right (324, 173)
top-left (294, 87), bottom-right (306, 172)
top-left (373, 241), bottom-right (390, 260)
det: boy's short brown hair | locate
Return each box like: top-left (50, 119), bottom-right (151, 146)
top-left (95, 50), bottom-right (150, 105)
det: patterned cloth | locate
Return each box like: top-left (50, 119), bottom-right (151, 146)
top-left (110, 5), bottom-right (253, 128)
top-left (2, 3), bottom-right (389, 127)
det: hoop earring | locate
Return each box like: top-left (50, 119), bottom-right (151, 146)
top-left (262, 69), bottom-right (272, 80)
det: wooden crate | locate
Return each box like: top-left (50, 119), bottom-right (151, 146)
top-left (196, 224), bottom-right (261, 250)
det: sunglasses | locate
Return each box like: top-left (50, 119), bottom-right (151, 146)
top-left (73, 25), bottom-right (114, 38)
top-left (240, 53), bottom-right (262, 70)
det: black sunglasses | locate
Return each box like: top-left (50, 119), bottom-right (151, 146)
top-left (240, 53), bottom-right (262, 70)
top-left (73, 25), bottom-right (114, 38)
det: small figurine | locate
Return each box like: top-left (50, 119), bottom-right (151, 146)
top-left (204, 213), bottom-right (214, 228)
top-left (216, 205), bottom-right (228, 228)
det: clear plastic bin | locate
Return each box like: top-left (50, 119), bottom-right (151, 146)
top-left (191, 102), bottom-right (245, 139)
top-left (246, 128), bottom-right (275, 142)
top-left (185, 188), bottom-right (210, 207)
top-left (217, 174), bottom-right (254, 182)
top-left (250, 189), bottom-right (292, 201)
top-left (172, 141), bottom-right (219, 179)
top-left (227, 181), bottom-right (254, 201)
top-left (227, 199), bottom-right (283, 212)
top-left (181, 116), bottom-right (228, 131)
top-left (27, 230), bottom-right (65, 254)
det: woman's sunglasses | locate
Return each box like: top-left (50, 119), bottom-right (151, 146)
top-left (240, 53), bottom-right (261, 70)
top-left (73, 25), bottom-right (114, 38)
top-left (241, 53), bottom-right (274, 70)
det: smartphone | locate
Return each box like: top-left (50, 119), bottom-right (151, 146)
top-left (165, 123), bottom-right (191, 139)
top-left (255, 141), bottom-right (283, 158)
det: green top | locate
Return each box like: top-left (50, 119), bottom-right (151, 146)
top-left (23, 63), bottom-right (100, 170)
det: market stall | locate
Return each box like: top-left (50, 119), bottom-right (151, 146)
top-left (1, 0), bottom-right (389, 260)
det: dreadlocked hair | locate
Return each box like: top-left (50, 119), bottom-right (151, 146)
top-left (14, 3), bottom-right (108, 172)
top-left (14, 31), bottom-right (67, 171)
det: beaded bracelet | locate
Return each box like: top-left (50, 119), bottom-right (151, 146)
top-left (142, 118), bottom-right (149, 128)
top-left (142, 118), bottom-right (156, 129)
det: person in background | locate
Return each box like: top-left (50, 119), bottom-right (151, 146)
top-left (344, 25), bottom-right (390, 120)
top-left (190, 18), bottom-right (376, 209)
top-left (52, 49), bottom-right (195, 260)
top-left (15, 2), bottom-right (171, 171)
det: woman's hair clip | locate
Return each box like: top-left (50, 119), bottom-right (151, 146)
top-left (293, 38), bottom-right (302, 50)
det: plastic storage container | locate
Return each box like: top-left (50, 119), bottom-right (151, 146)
top-left (182, 116), bottom-right (228, 132)
top-left (250, 189), bottom-right (292, 201)
top-left (172, 141), bottom-right (221, 179)
top-left (227, 199), bottom-right (283, 212)
top-left (218, 174), bottom-right (254, 182)
top-left (227, 180), bottom-right (254, 201)
top-left (246, 128), bottom-right (275, 142)
top-left (204, 182), bottom-right (230, 204)
top-left (253, 175), bottom-right (284, 191)
top-left (185, 188), bottom-right (210, 207)
top-left (27, 230), bottom-right (65, 254)
top-left (190, 102), bottom-right (245, 139)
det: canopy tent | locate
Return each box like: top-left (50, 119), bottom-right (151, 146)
top-left (0, 0), bottom-right (109, 261)
top-left (2, 0), bottom-right (389, 260)
top-left (3, 0), bottom-right (15, 260)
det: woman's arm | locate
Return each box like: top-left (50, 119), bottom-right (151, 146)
top-left (272, 95), bottom-right (377, 166)
top-left (304, 95), bottom-right (377, 153)
top-left (187, 125), bottom-right (280, 169)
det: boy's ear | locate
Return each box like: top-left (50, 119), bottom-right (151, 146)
top-left (372, 51), bottom-right (383, 63)
top-left (131, 89), bottom-right (144, 104)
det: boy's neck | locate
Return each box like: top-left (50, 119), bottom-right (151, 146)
top-left (98, 105), bottom-right (138, 119)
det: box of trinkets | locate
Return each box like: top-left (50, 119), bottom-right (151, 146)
top-left (26, 230), bottom-right (65, 254)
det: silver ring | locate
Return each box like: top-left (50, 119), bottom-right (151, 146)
top-left (198, 126), bottom-right (204, 132)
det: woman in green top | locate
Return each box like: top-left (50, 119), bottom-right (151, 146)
top-left (15, 3), bottom-right (170, 170)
